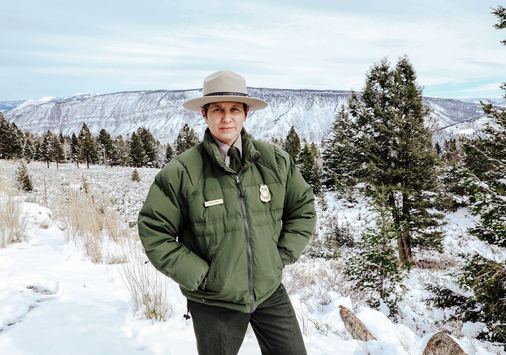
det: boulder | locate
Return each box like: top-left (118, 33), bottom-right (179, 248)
top-left (423, 331), bottom-right (466, 355)
top-left (339, 305), bottom-right (376, 342)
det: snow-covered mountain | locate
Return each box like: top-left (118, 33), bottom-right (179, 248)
top-left (0, 99), bottom-right (26, 114)
top-left (5, 89), bottom-right (487, 144)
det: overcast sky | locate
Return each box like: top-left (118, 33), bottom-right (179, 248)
top-left (1, 0), bottom-right (504, 100)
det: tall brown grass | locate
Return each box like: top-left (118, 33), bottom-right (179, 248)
top-left (0, 176), bottom-right (27, 248)
top-left (119, 241), bottom-right (175, 322)
top-left (62, 184), bottom-right (134, 263)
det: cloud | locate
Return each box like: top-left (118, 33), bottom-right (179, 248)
top-left (0, 0), bottom-right (504, 99)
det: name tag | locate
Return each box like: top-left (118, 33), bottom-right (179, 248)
top-left (204, 199), bottom-right (224, 207)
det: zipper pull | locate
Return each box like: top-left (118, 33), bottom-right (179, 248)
top-left (234, 175), bottom-right (245, 198)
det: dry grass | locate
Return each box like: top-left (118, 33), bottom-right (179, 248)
top-left (0, 176), bottom-right (27, 248)
top-left (119, 240), bottom-right (175, 322)
top-left (61, 184), bottom-right (135, 263)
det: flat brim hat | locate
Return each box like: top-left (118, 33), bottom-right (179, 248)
top-left (183, 69), bottom-right (268, 112)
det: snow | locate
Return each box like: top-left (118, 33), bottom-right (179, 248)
top-left (0, 160), bottom-right (504, 354)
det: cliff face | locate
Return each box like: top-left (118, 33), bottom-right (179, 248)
top-left (6, 88), bottom-right (485, 144)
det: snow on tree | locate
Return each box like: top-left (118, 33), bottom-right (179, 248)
top-left (323, 56), bottom-right (445, 266)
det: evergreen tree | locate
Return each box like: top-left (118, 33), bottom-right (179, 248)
top-left (437, 137), bottom-right (468, 211)
top-left (131, 168), bottom-right (141, 182)
top-left (492, 5), bottom-right (506, 46)
top-left (115, 135), bottom-right (130, 166)
top-left (137, 127), bottom-right (158, 167)
top-left (322, 106), bottom-right (364, 191)
top-left (165, 143), bottom-right (174, 164)
top-left (40, 131), bottom-right (52, 168)
top-left (282, 126), bottom-right (301, 162)
top-left (324, 56), bottom-right (444, 266)
top-left (9, 123), bottom-right (24, 159)
top-left (15, 161), bottom-right (34, 192)
top-left (310, 142), bottom-right (320, 160)
top-left (97, 129), bottom-right (117, 167)
top-left (298, 144), bottom-right (322, 196)
top-left (33, 141), bottom-right (41, 161)
top-left (129, 132), bottom-right (147, 167)
top-left (77, 123), bottom-right (98, 169)
top-left (459, 6), bottom-right (506, 248)
top-left (23, 138), bottom-right (34, 162)
top-left (426, 8), bottom-right (506, 344)
top-left (69, 132), bottom-right (80, 168)
top-left (175, 124), bottom-right (199, 155)
top-left (0, 113), bottom-right (7, 158)
top-left (0, 114), bottom-right (23, 159)
top-left (344, 186), bottom-right (405, 310)
top-left (50, 132), bottom-right (65, 168)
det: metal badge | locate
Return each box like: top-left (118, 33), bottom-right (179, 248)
top-left (259, 185), bottom-right (271, 203)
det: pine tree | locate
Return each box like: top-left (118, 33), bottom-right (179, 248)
top-left (50, 132), bottom-right (65, 168)
top-left (298, 144), bottom-right (322, 196)
top-left (137, 127), bottom-right (158, 167)
top-left (0, 114), bottom-right (24, 159)
top-left (97, 129), bottom-right (117, 167)
top-left (69, 132), bottom-right (80, 168)
top-left (77, 123), bottom-right (98, 169)
top-left (322, 106), bottom-right (364, 191)
top-left (131, 168), bottom-right (141, 182)
top-left (40, 131), bottom-right (52, 168)
top-left (165, 143), bottom-right (174, 164)
top-left (23, 138), bottom-right (34, 162)
top-left (129, 132), bottom-right (147, 167)
top-left (33, 141), bottom-right (41, 161)
top-left (115, 135), bottom-right (130, 166)
top-left (175, 124), bottom-right (199, 155)
top-left (344, 186), bottom-right (405, 310)
top-left (426, 8), bottom-right (506, 344)
top-left (282, 126), bottom-right (301, 162)
top-left (325, 56), bottom-right (444, 266)
top-left (9, 123), bottom-right (24, 159)
top-left (15, 161), bottom-right (34, 192)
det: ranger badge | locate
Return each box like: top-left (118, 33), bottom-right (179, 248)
top-left (259, 185), bottom-right (271, 203)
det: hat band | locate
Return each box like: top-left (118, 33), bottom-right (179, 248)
top-left (204, 92), bottom-right (249, 97)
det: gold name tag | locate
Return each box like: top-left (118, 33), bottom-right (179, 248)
top-left (204, 199), bottom-right (224, 207)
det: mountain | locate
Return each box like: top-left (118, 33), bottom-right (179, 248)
top-left (0, 99), bottom-right (26, 113)
top-left (5, 88), bottom-right (487, 144)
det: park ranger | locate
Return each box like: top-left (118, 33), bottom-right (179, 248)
top-left (138, 69), bottom-right (316, 355)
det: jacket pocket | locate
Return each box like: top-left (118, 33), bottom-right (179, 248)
top-left (200, 254), bottom-right (216, 303)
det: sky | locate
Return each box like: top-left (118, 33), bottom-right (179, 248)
top-left (1, 0), bottom-right (505, 100)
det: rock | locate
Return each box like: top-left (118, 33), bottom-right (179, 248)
top-left (423, 331), bottom-right (466, 355)
top-left (339, 305), bottom-right (376, 342)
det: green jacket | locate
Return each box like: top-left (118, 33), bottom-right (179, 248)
top-left (138, 129), bottom-right (316, 313)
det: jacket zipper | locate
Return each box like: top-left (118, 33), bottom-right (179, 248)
top-left (234, 173), bottom-right (255, 313)
top-left (201, 254), bottom-right (216, 304)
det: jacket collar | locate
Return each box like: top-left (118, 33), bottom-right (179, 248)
top-left (203, 128), bottom-right (261, 172)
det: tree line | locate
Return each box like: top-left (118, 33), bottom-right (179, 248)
top-left (0, 118), bottom-right (200, 169)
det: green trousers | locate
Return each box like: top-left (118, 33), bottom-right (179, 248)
top-left (188, 284), bottom-right (307, 355)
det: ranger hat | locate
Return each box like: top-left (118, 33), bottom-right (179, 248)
top-left (183, 70), bottom-right (268, 112)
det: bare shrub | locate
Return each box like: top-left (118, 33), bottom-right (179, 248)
top-left (63, 187), bottom-right (104, 262)
top-left (119, 240), bottom-right (175, 322)
top-left (0, 177), bottom-right (27, 248)
top-left (62, 183), bottom-right (134, 263)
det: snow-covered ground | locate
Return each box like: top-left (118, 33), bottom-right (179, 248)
top-left (0, 160), bottom-right (504, 354)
